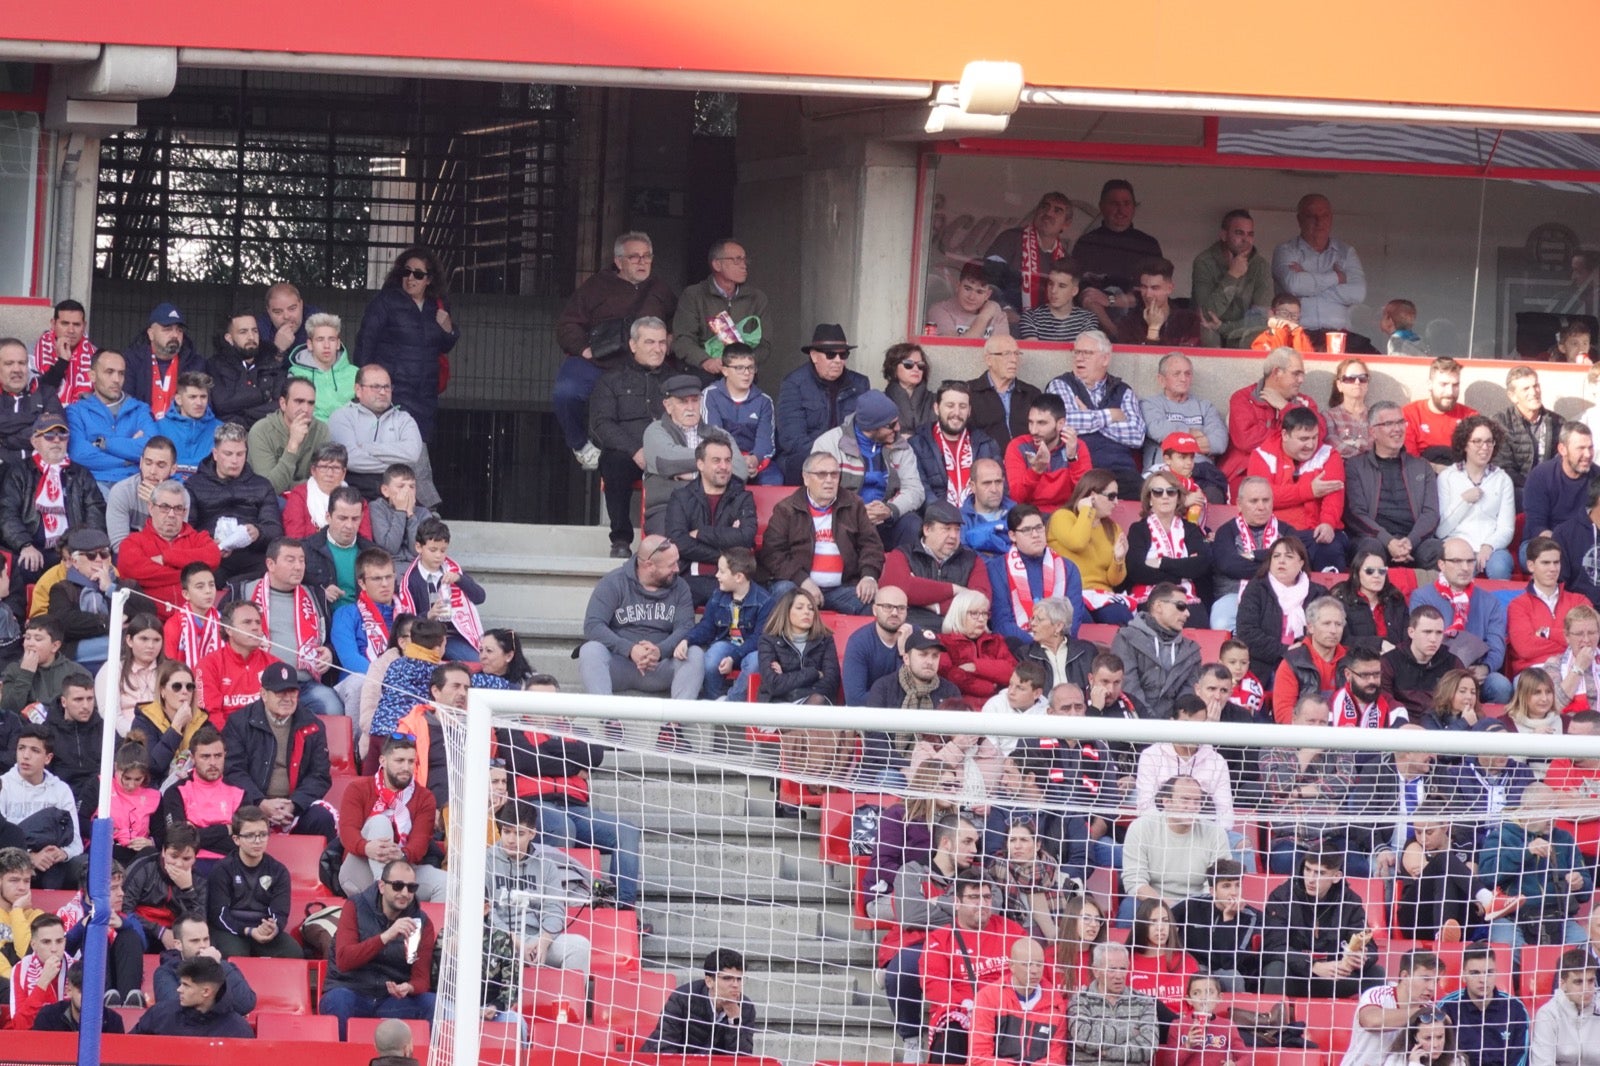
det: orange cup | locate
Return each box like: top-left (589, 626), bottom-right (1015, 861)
top-left (1326, 331), bottom-right (1348, 354)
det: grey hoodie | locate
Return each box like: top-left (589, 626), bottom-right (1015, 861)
top-left (484, 841), bottom-right (593, 938)
top-left (1109, 613), bottom-right (1201, 721)
top-left (582, 554), bottom-right (695, 658)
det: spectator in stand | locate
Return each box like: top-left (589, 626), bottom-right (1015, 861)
top-left (149, 913), bottom-right (256, 1015)
top-left (1458, 721), bottom-right (1535, 821)
top-left (154, 725), bottom-right (240, 863)
top-left (352, 247), bottom-right (458, 442)
top-left (1550, 320), bottom-right (1595, 364)
top-left (926, 261), bottom-right (1008, 341)
top-left (239, 537), bottom-right (342, 717)
top-left (1343, 732), bottom-right (1472, 876)
top-left (579, 533), bottom-right (703, 704)
top-left (984, 191), bottom-right (1072, 316)
top-left (1016, 259), bottom-right (1098, 344)
top-left (108, 744), bottom-right (159, 866)
top-left (133, 953), bottom-right (255, 1038)
top-left (1271, 597), bottom-right (1349, 725)
top-left (1068, 942), bottom-right (1157, 1066)
top-left (1529, 949), bottom-right (1600, 1065)
top-left (700, 343), bottom-right (779, 485)
top-left (194, 600), bottom-right (273, 730)
top-left (1410, 539), bottom-right (1512, 702)
top-left (1332, 550), bottom-right (1410, 654)
top-left (1237, 536), bottom-right (1327, 682)
top-left (369, 618), bottom-right (448, 754)
top-left (1120, 776), bottom-right (1232, 924)
top-left (967, 336), bottom-right (1038, 448)
top-left (970, 937), bottom-right (1065, 1066)
top-left (841, 584), bottom-right (910, 707)
top-left (46, 528), bottom-right (148, 671)
top-left (1271, 193), bottom-right (1370, 347)
top-left (1341, 952), bottom-right (1441, 1066)
top-left (553, 232), bottom-right (676, 470)
top-left (1111, 587), bottom-right (1202, 721)
top-left (319, 859), bottom-right (437, 1039)
top-left (1116, 259), bottom-right (1202, 348)
top-left (985, 504), bottom-right (1083, 644)
top-left (391, 517), bottom-right (482, 663)
top-left (1075, 180), bottom-right (1164, 329)
top-left (1343, 401), bottom-right (1443, 572)
top-left (937, 590), bottom-right (1014, 702)
top-left (759, 452), bottom-right (884, 615)
top-left (287, 312), bottom-right (357, 421)
top-left (257, 282), bottom-right (315, 357)
top-left (32, 959), bottom-right (125, 1033)
top-left (1544, 605), bottom-right (1600, 714)
top-left (1504, 668), bottom-right (1562, 739)
top-left (861, 629), bottom-right (962, 786)
top-left (921, 870), bottom-right (1029, 1064)
top-left (1139, 352), bottom-right (1229, 480)
top-left (684, 547), bottom-right (770, 699)
top-left (1003, 393), bottom-right (1092, 513)
top-left (1526, 422), bottom-right (1596, 559)
top-left (1134, 695), bottom-right (1234, 833)
top-left (210, 309), bottom-right (288, 429)
top-left (1510, 538), bottom-right (1590, 674)
top-left (0, 618), bottom-right (78, 719)
top-left (910, 380), bottom-right (1001, 511)
top-left (368, 464), bottom-right (430, 568)
top-left (0, 725), bottom-right (81, 888)
top-left (45, 674), bottom-right (105, 818)
top-left (756, 588), bottom-right (847, 780)
top-left (1123, 472), bottom-right (1212, 610)
top-left (1047, 470), bottom-right (1131, 625)
top-left (590, 316), bottom-right (673, 555)
top-left (0, 846), bottom-right (42, 996)
top-left (1416, 669), bottom-right (1482, 731)
top-left (122, 303), bottom-right (207, 417)
top-left (883, 343), bottom-right (935, 435)
top-left (186, 422), bottom-right (283, 583)
top-left (29, 300), bottom-right (94, 407)
top-left (1220, 346), bottom-right (1325, 486)
top-left (220, 661), bottom-right (335, 838)
top-left (1557, 479), bottom-right (1600, 608)
top-left (4, 412), bottom-right (105, 609)
top-left (1015, 601), bottom-right (1096, 692)
top-left (390, 663), bottom-right (460, 813)
top-left (883, 502), bottom-right (992, 631)
top-left (1393, 809), bottom-right (1478, 941)
top-left (105, 436), bottom-right (177, 550)
top-left (1324, 357), bottom-right (1374, 459)
top-left (812, 389), bottom-right (925, 550)
top-left (1440, 945), bottom-right (1529, 1066)
top-left (1494, 366), bottom-right (1564, 501)
top-left (303, 486), bottom-right (377, 609)
top-left (774, 324), bottom-right (870, 484)
top-left (1402, 357), bottom-right (1477, 466)
top-left (328, 364), bottom-right (426, 501)
top-left (206, 805), bottom-right (297, 958)
top-left (1209, 477), bottom-right (1293, 630)
top-left (672, 237), bottom-right (770, 371)
top-left (0, 337), bottom-right (62, 468)
top-left (116, 480), bottom-right (220, 623)
top-left (1382, 606), bottom-right (1463, 712)
top-left (643, 378), bottom-right (747, 535)
top-left (1127, 897), bottom-right (1199, 1028)
top-left (1192, 209), bottom-right (1274, 348)
top-left (1045, 331), bottom-right (1145, 478)
top-left (1261, 848), bottom-right (1380, 998)
top-left (1437, 415), bottom-right (1516, 579)
top-left (1381, 298), bottom-right (1430, 356)
top-left (660, 434), bottom-right (771, 603)
top-left (1146, 433), bottom-right (1211, 529)
top-left (156, 371), bottom-right (218, 478)
top-left (123, 820), bottom-right (206, 950)
top-left (960, 459), bottom-right (1014, 561)
top-left (247, 377), bottom-right (330, 493)
top-left (338, 735), bottom-right (443, 901)
top-left (1172, 859), bottom-right (1261, 992)
top-left (1249, 292), bottom-right (1315, 353)
top-left (1479, 783), bottom-right (1588, 949)
top-left (641, 948), bottom-right (758, 1056)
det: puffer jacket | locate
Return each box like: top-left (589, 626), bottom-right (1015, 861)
top-left (0, 458), bottom-right (106, 553)
top-left (774, 363), bottom-right (870, 479)
top-left (219, 700), bottom-right (331, 815)
top-left (352, 286), bottom-right (460, 437)
top-left (756, 629), bottom-right (840, 704)
top-left (183, 456), bottom-right (284, 543)
top-left (908, 422), bottom-right (1002, 508)
top-left (812, 414), bottom-right (925, 519)
top-left (120, 336), bottom-right (208, 410)
top-left (208, 342), bottom-right (288, 427)
top-left (589, 359), bottom-right (670, 454)
top-left (64, 393), bottom-right (159, 482)
top-left (1109, 613), bottom-right (1202, 720)
top-left (155, 408), bottom-right (220, 476)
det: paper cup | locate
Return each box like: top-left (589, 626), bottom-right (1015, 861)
top-left (1327, 331), bottom-right (1348, 354)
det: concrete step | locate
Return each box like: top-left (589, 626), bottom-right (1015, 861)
top-left (757, 1029), bottom-right (900, 1066)
top-left (640, 902), bottom-right (828, 941)
top-left (742, 973), bottom-right (894, 1025)
top-left (449, 521), bottom-right (613, 560)
top-left (640, 874), bottom-right (836, 904)
top-left (643, 931), bottom-right (880, 971)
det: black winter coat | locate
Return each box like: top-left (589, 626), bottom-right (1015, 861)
top-left (1235, 577), bottom-right (1331, 679)
top-left (640, 980), bottom-right (758, 1055)
top-left (665, 478), bottom-right (757, 573)
top-left (185, 457), bottom-right (284, 543)
top-left (209, 343), bottom-right (289, 427)
top-left (0, 384), bottom-right (61, 465)
top-left (0, 459), bottom-right (105, 553)
top-left (1332, 582), bottom-right (1411, 654)
top-left (589, 360), bottom-right (670, 454)
top-left (120, 336), bottom-right (208, 409)
top-left (220, 701), bottom-right (331, 815)
top-left (353, 286), bottom-right (460, 437)
top-left (757, 631), bottom-right (840, 704)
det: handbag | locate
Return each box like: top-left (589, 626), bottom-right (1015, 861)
top-left (587, 283), bottom-right (656, 363)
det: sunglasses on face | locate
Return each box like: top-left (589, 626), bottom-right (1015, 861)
top-left (1162, 601), bottom-right (1191, 613)
top-left (1340, 373), bottom-right (1370, 384)
top-left (76, 549), bottom-right (111, 561)
top-left (818, 351), bottom-right (849, 361)
top-left (384, 880), bottom-right (419, 893)
top-left (1362, 566), bottom-right (1388, 576)
top-left (36, 431), bottom-right (67, 442)
top-left (167, 681), bottom-right (195, 691)
top-left (1149, 486), bottom-right (1180, 497)
top-left (1099, 491), bottom-right (1120, 501)
top-left (402, 268), bottom-right (430, 280)
top-left (899, 360), bottom-right (928, 371)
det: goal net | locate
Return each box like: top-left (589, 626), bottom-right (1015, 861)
top-left (432, 690), bottom-right (1600, 1066)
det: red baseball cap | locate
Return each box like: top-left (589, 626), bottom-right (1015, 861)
top-left (1161, 432), bottom-right (1200, 455)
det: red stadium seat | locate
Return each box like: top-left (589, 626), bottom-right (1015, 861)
top-left (1078, 623), bottom-right (1118, 647)
top-left (478, 1019), bottom-right (524, 1066)
top-left (265, 834), bottom-right (327, 896)
top-left (590, 970), bottom-right (678, 1036)
top-left (346, 1016), bottom-right (428, 1046)
top-left (748, 485), bottom-right (790, 549)
top-left (521, 966), bottom-right (587, 1021)
top-left (567, 906), bottom-right (641, 975)
top-left (319, 714), bottom-right (355, 776)
top-left (1239, 873), bottom-right (1286, 910)
top-left (1343, 877), bottom-right (1390, 937)
top-left (323, 774), bottom-right (359, 811)
top-left (1181, 628), bottom-right (1231, 663)
top-left (1111, 500), bottom-right (1142, 531)
top-left (819, 791), bottom-right (898, 868)
top-left (256, 1011), bottom-right (339, 1041)
top-left (112, 1005), bottom-right (145, 1030)
top-left (1308, 570), bottom-right (1345, 590)
top-left (29, 889), bottom-right (76, 912)
top-left (1519, 942), bottom-right (1567, 1005)
top-left (526, 1020), bottom-right (629, 1057)
top-left (1296, 996), bottom-right (1358, 1053)
top-left (229, 956), bottom-right (312, 1015)
top-left (563, 847), bottom-right (603, 876)
top-left (1206, 504), bottom-right (1239, 531)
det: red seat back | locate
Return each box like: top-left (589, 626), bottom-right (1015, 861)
top-left (227, 956), bottom-right (311, 1015)
top-left (567, 906), bottom-right (641, 975)
top-left (1181, 627), bottom-right (1231, 663)
top-left (591, 970), bottom-right (679, 1035)
top-left (318, 714), bottom-right (355, 776)
top-left (264, 834), bottom-right (327, 897)
top-left (521, 966), bottom-right (587, 1020)
top-left (256, 1011), bottom-right (339, 1041)
top-left (748, 485), bottom-right (792, 549)
top-left (346, 1016), bottom-right (428, 1046)
top-left (819, 791), bottom-right (898, 868)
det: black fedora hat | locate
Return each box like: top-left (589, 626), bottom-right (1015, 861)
top-left (802, 323), bottom-right (856, 354)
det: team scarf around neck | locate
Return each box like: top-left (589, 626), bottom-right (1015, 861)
top-left (1131, 514), bottom-right (1194, 603)
top-left (33, 330), bottom-right (96, 405)
top-left (1435, 578), bottom-right (1472, 636)
top-left (371, 769), bottom-right (416, 847)
top-left (396, 556), bottom-right (484, 651)
top-left (1331, 686), bottom-right (1390, 729)
top-left (1019, 225), bottom-right (1057, 311)
top-left (1004, 547), bottom-right (1064, 633)
top-left (175, 607), bottom-right (221, 669)
top-left (936, 429), bottom-right (975, 505)
top-left (32, 454), bottom-right (68, 547)
top-left (355, 591), bottom-right (392, 662)
top-left (1234, 517), bottom-right (1281, 594)
top-left (252, 578), bottom-right (322, 674)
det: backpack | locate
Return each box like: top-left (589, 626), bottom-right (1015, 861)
top-left (298, 900), bottom-right (342, 960)
top-left (319, 837), bottom-right (346, 897)
top-left (850, 804), bottom-right (882, 859)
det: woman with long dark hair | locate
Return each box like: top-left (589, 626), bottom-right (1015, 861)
top-left (478, 628), bottom-right (534, 689)
top-left (354, 246), bottom-right (460, 439)
top-left (1332, 548), bottom-right (1410, 653)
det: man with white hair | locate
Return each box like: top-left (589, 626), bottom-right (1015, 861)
top-left (1068, 942), bottom-right (1157, 1066)
top-left (116, 479), bottom-right (220, 621)
top-left (1045, 331), bottom-right (1145, 477)
top-left (1220, 346), bottom-right (1325, 487)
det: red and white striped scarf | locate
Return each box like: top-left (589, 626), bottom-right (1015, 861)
top-left (174, 607), bottom-right (221, 669)
top-left (804, 498), bottom-right (844, 588)
top-left (32, 330), bottom-right (95, 405)
top-left (1018, 226), bottom-right (1060, 311)
top-left (252, 578), bottom-right (323, 675)
top-left (355, 590), bottom-right (392, 662)
top-left (1436, 578), bottom-right (1473, 636)
top-left (936, 429), bottom-right (975, 505)
top-left (8, 953), bottom-right (65, 1014)
top-left (1003, 547), bottom-right (1065, 633)
top-left (370, 770), bottom-right (415, 847)
top-left (1131, 515), bottom-right (1194, 604)
top-left (33, 455), bottom-right (68, 547)
top-left (1234, 517), bottom-right (1281, 594)
top-left (396, 556), bottom-right (484, 651)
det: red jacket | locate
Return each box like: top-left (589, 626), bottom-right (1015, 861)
top-left (938, 633), bottom-right (1017, 699)
top-left (921, 915), bottom-right (1030, 1030)
top-left (1221, 383), bottom-right (1325, 485)
top-left (282, 483), bottom-right (374, 539)
top-left (196, 643), bottom-right (277, 728)
top-left (1003, 436), bottom-right (1092, 512)
top-left (339, 774), bottom-right (438, 866)
top-left (1246, 436), bottom-right (1345, 531)
top-left (116, 521), bottom-right (222, 621)
top-left (1507, 584), bottom-right (1590, 674)
top-left (1127, 949), bottom-right (1198, 1014)
top-left (970, 977), bottom-right (1068, 1066)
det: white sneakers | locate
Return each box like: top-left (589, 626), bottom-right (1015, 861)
top-left (574, 441), bottom-right (601, 470)
top-left (900, 1037), bottom-right (925, 1064)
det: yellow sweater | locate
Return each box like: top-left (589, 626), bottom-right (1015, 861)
top-left (0, 902), bottom-right (44, 979)
top-left (1046, 505), bottom-right (1126, 591)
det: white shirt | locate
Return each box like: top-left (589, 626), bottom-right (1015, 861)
top-left (978, 690), bottom-right (1046, 757)
top-left (1271, 235), bottom-right (1368, 330)
top-left (1133, 744), bottom-right (1236, 830)
top-left (1341, 984), bottom-right (1404, 1066)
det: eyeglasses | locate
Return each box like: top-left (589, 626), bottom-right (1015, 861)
top-left (1340, 373), bottom-right (1370, 384)
top-left (1347, 669), bottom-right (1383, 681)
top-left (899, 360), bottom-right (928, 372)
top-left (804, 470), bottom-right (841, 479)
top-left (360, 382), bottom-right (394, 391)
top-left (1467, 436), bottom-right (1495, 447)
top-left (875, 603), bottom-right (908, 613)
top-left (402, 268), bottom-right (431, 280)
top-left (151, 502), bottom-right (186, 514)
top-left (641, 539), bottom-right (672, 561)
top-left (36, 431), bottom-right (67, 442)
top-left (1361, 566), bottom-right (1388, 576)
top-left (167, 681), bottom-right (195, 691)
top-left (1443, 557), bottom-right (1478, 565)
top-left (714, 255), bottom-right (749, 266)
top-left (1013, 523), bottom-right (1046, 535)
top-left (722, 363), bottom-right (755, 373)
top-left (818, 351), bottom-right (849, 361)
top-left (622, 253), bottom-right (654, 263)
top-left (968, 609), bottom-right (991, 619)
top-left (234, 831), bottom-right (269, 842)
top-left (383, 880), bottom-right (420, 893)
top-left (1371, 420), bottom-right (1406, 431)
top-left (1149, 486), bottom-right (1180, 497)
